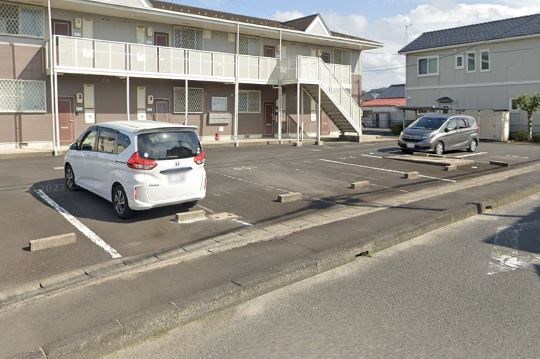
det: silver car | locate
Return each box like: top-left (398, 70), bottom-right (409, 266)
top-left (398, 114), bottom-right (479, 155)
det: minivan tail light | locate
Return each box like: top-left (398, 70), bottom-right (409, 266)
top-left (194, 150), bottom-right (206, 165)
top-left (127, 152), bottom-right (157, 170)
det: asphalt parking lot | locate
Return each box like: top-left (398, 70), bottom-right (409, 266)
top-left (1, 139), bottom-right (539, 289)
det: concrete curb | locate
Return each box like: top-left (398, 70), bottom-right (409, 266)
top-left (12, 181), bottom-right (540, 358)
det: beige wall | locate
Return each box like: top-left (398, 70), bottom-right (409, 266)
top-left (57, 75), bottom-right (277, 141)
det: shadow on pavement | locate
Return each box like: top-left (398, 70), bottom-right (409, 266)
top-left (29, 179), bottom-right (192, 224)
top-left (483, 205), bottom-right (540, 278)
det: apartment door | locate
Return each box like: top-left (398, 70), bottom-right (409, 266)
top-left (154, 32), bottom-right (169, 46)
top-left (264, 102), bottom-right (275, 136)
top-left (154, 99), bottom-right (170, 122)
top-left (52, 19), bottom-right (71, 36)
top-left (264, 45), bottom-right (276, 57)
top-left (58, 97), bottom-right (75, 145)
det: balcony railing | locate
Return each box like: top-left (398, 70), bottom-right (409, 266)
top-left (54, 36), bottom-right (351, 86)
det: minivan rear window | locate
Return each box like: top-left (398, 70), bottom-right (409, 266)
top-left (138, 131), bottom-right (201, 160)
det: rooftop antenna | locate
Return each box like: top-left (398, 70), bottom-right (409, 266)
top-left (405, 22), bottom-right (413, 43)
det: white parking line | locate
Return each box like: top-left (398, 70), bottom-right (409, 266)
top-left (53, 167), bottom-right (64, 170)
top-left (454, 152), bottom-right (488, 158)
top-left (320, 159), bottom-right (456, 183)
top-left (34, 189), bottom-right (122, 258)
top-left (361, 154), bottom-right (383, 159)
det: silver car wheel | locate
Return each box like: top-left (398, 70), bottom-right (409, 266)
top-left (114, 189), bottom-right (126, 215)
top-left (435, 142), bottom-right (444, 155)
top-left (469, 139), bottom-right (477, 152)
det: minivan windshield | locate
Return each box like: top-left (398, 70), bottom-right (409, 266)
top-left (138, 131), bottom-right (201, 160)
top-left (409, 116), bottom-right (447, 130)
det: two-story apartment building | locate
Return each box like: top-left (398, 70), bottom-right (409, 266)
top-left (399, 14), bottom-right (540, 113)
top-left (0, 0), bottom-right (381, 153)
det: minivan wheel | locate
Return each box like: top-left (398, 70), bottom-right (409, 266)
top-left (468, 139), bottom-right (478, 152)
top-left (65, 164), bottom-right (79, 191)
top-left (112, 185), bottom-right (134, 219)
top-left (434, 142), bottom-right (445, 155)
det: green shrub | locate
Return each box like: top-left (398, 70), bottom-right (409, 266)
top-left (390, 124), bottom-right (403, 135)
top-left (509, 131), bottom-right (528, 142)
top-left (532, 134), bottom-right (540, 143)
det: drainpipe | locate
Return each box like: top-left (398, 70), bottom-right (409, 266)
top-left (233, 23), bottom-right (239, 146)
top-left (47, 0), bottom-right (57, 155)
top-left (126, 76), bottom-right (130, 121)
top-left (184, 78), bottom-right (188, 125)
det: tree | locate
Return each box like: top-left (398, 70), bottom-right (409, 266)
top-left (514, 94), bottom-right (540, 142)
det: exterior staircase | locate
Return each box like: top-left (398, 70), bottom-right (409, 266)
top-left (284, 56), bottom-right (363, 140)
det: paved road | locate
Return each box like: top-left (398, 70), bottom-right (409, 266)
top-left (111, 193), bottom-right (540, 359)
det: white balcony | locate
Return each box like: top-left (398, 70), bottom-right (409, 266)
top-left (54, 36), bottom-right (351, 87)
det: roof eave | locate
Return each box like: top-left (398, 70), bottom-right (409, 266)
top-left (399, 32), bottom-right (540, 55)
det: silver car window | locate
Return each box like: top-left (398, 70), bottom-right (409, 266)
top-left (446, 119), bottom-right (458, 131)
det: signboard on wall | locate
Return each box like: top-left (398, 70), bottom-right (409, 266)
top-left (208, 113), bottom-right (231, 124)
top-left (211, 97), bottom-right (228, 112)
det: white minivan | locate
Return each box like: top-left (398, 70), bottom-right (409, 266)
top-left (64, 121), bottom-right (206, 219)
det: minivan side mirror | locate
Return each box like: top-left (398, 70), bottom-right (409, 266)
top-left (69, 142), bottom-right (79, 150)
top-left (444, 127), bottom-right (450, 133)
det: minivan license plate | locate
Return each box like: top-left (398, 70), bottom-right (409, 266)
top-left (406, 143), bottom-right (415, 149)
top-left (169, 173), bottom-right (186, 183)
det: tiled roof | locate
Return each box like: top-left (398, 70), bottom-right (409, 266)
top-left (150, 0), bottom-right (379, 44)
top-left (362, 98), bottom-right (406, 107)
top-left (399, 13), bottom-right (540, 53)
top-left (282, 14), bottom-right (319, 31)
top-left (377, 84), bottom-right (405, 99)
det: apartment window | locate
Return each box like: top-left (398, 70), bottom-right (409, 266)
top-left (333, 49), bottom-right (350, 65)
top-left (173, 87), bottom-right (204, 113)
top-left (418, 56), bottom-right (438, 76)
top-left (467, 52), bottom-right (476, 72)
top-left (455, 54), bottom-right (464, 69)
top-left (239, 35), bottom-right (261, 56)
top-left (174, 26), bottom-right (202, 50)
top-left (0, 79), bottom-right (46, 113)
top-left (0, 2), bottom-right (43, 37)
top-left (238, 90), bottom-right (261, 113)
top-left (480, 50), bottom-right (490, 71)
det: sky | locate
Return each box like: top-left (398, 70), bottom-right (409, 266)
top-left (169, 0), bottom-right (540, 90)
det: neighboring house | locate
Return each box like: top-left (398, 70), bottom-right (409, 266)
top-left (0, 0), bottom-right (381, 152)
top-left (362, 84), bottom-right (406, 128)
top-left (399, 13), bottom-right (540, 117)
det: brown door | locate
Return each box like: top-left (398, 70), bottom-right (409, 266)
top-left (321, 113), bottom-right (331, 135)
top-left (154, 32), bottom-right (169, 47)
top-left (52, 19), bottom-right (71, 36)
top-left (58, 97), bottom-right (75, 145)
top-left (154, 99), bottom-right (170, 122)
top-left (321, 52), bottom-right (331, 63)
top-left (264, 102), bottom-right (275, 136)
top-left (264, 46), bottom-right (276, 58)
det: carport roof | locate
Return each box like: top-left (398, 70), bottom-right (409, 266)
top-left (399, 13), bottom-right (540, 53)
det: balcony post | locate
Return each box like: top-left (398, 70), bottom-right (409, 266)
top-left (296, 81), bottom-right (301, 147)
top-left (277, 29), bottom-right (282, 144)
top-left (126, 76), bottom-right (130, 121)
top-left (47, 0), bottom-right (58, 155)
top-left (233, 23), bottom-right (240, 146)
top-left (317, 85), bottom-right (322, 145)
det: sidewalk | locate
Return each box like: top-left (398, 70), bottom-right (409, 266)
top-left (3, 164), bottom-right (540, 358)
